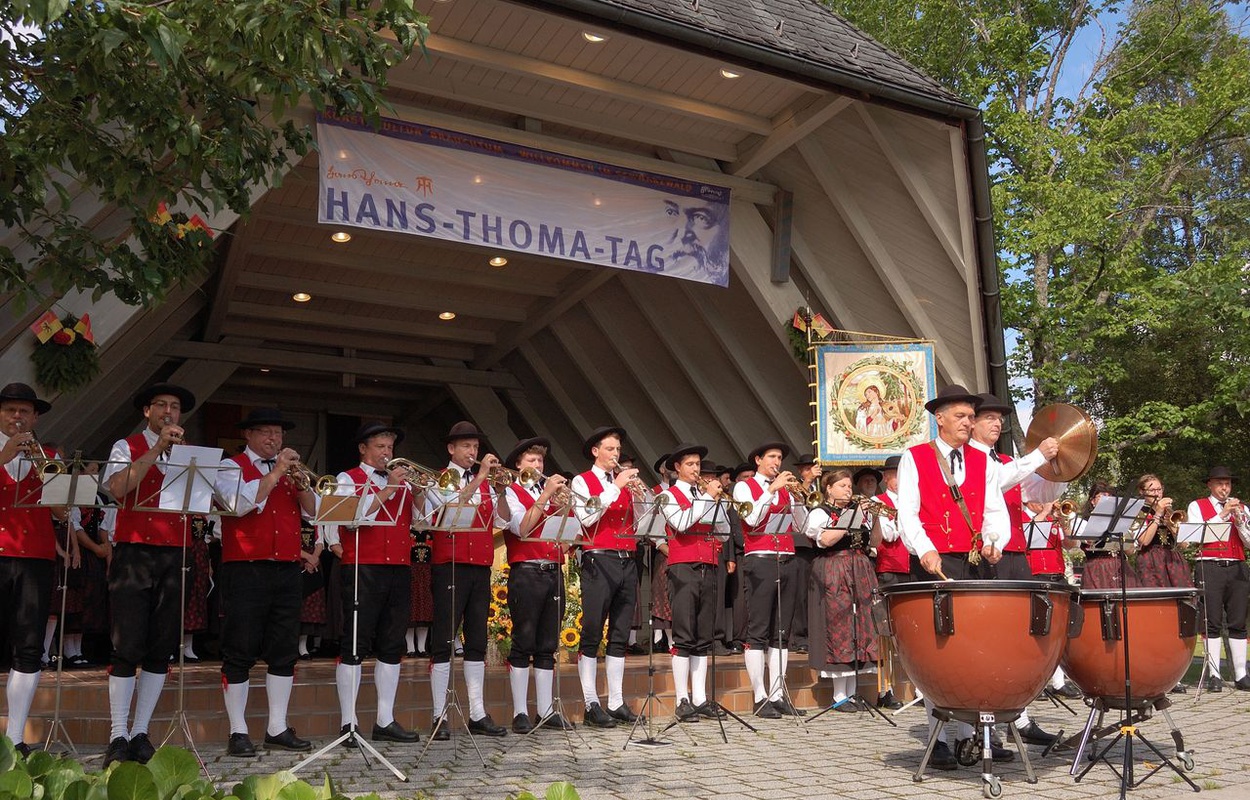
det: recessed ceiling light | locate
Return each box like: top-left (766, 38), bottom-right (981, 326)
top-left (438, 311), bottom-right (456, 321)
top-left (719, 68), bottom-right (742, 79)
top-left (292, 292), bottom-right (312, 303)
top-left (473, 175), bottom-right (483, 185)
top-left (260, 368), bottom-right (270, 373)
top-left (489, 256), bottom-right (508, 267)
top-left (582, 31), bottom-right (608, 43)
top-left (337, 150), bottom-right (349, 160)
top-left (593, 197), bottom-right (602, 207)
top-left (330, 231), bottom-right (351, 243)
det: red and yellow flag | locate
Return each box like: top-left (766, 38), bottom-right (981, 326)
top-left (30, 310), bottom-right (62, 344)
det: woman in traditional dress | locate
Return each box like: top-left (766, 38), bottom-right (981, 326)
top-left (805, 469), bottom-right (880, 709)
top-left (1134, 474), bottom-right (1193, 589)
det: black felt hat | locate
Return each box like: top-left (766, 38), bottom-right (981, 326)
top-left (653, 454), bottom-right (671, 474)
top-left (974, 392), bottom-right (1013, 415)
top-left (504, 436), bottom-right (549, 468)
top-left (133, 382), bottom-right (196, 414)
top-left (1205, 466), bottom-right (1237, 482)
top-left (444, 420), bottom-right (486, 443)
top-left (853, 466), bottom-right (883, 485)
top-left (882, 455), bottom-right (902, 471)
top-left (236, 407), bottom-right (295, 431)
top-left (581, 425), bottom-right (627, 459)
top-left (353, 421), bottom-right (405, 447)
top-left (666, 443), bottom-right (708, 471)
top-left (0, 383), bottom-right (50, 414)
top-left (793, 453), bottom-right (818, 468)
top-left (923, 384), bottom-right (982, 415)
top-left (746, 441), bottom-right (790, 464)
top-left (731, 463), bottom-right (754, 480)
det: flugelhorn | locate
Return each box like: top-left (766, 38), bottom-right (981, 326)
top-left (14, 421), bottom-right (64, 477)
top-left (1056, 500), bottom-right (1078, 517)
top-left (695, 475), bottom-right (752, 516)
top-left (851, 494), bottom-right (897, 520)
top-left (387, 458), bottom-right (459, 491)
top-left (288, 461), bottom-right (338, 496)
top-left (787, 477), bottom-right (823, 509)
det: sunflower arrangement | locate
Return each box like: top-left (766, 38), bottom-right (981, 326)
top-left (560, 560), bottom-right (584, 655)
top-left (487, 565), bottom-right (514, 657)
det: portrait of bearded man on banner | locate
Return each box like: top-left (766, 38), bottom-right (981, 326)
top-left (659, 194), bottom-right (730, 284)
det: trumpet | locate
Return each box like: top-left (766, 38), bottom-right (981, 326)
top-left (786, 477), bottom-right (823, 509)
top-left (287, 461), bottom-right (338, 496)
top-left (160, 415), bottom-right (184, 444)
top-left (694, 475), bottom-right (752, 516)
top-left (608, 459), bottom-right (649, 500)
top-left (1057, 500), bottom-right (1078, 517)
top-left (464, 461), bottom-right (521, 491)
top-left (850, 494), bottom-right (897, 520)
top-left (1228, 498), bottom-right (1250, 530)
top-left (14, 422), bottom-right (65, 477)
top-left (387, 458), bottom-right (458, 491)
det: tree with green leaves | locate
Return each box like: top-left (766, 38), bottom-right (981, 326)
top-left (1, 0), bottom-right (425, 306)
top-left (823, 0), bottom-right (1250, 490)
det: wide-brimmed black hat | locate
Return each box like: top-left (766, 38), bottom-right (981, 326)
top-left (444, 420), bottom-right (486, 443)
top-left (653, 454), bottom-right (671, 473)
top-left (699, 461), bottom-right (720, 475)
top-left (853, 466), bottom-right (883, 485)
top-left (504, 436), bottom-right (549, 468)
top-left (666, 443), bottom-right (708, 471)
top-left (924, 384), bottom-right (982, 415)
top-left (747, 441), bottom-right (790, 464)
top-left (581, 425), bottom-right (626, 459)
top-left (353, 421), bottom-right (405, 446)
top-left (236, 407), bottom-right (295, 431)
top-left (1205, 466), bottom-right (1237, 482)
top-left (882, 455), bottom-right (902, 471)
top-left (974, 392), bottom-right (1013, 416)
top-left (133, 382), bottom-right (196, 413)
top-left (793, 453), bottom-right (819, 468)
top-left (0, 383), bottom-right (50, 414)
top-left (732, 463), bottom-right (754, 480)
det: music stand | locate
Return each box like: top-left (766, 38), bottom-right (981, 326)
top-left (758, 507), bottom-right (805, 729)
top-left (1070, 495), bottom-right (1199, 798)
top-left (1178, 519), bottom-right (1231, 698)
top-left (806, 506), bottom-right (895, 727)
top-left (521, 508), bottom-right (591, 757)
top-left (414, 500), bottom-right (487, 768)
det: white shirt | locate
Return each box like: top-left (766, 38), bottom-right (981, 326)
top-left (213, 447), bottom-right (275, 517)
top-left (0, 430), bottom-right (32, 482)
top-left (1187, 495), bottom-right (1250, 552)
top-left (571, 465), bottom-right (623, 527)
top-left (500, 481), bottom-right (539, 537)
top-left (70, 505), bottom-right (117, 543)
top-left (103, 428), bottom-right (162, 499)
top-left (878, 489), bottom-right (901, 542)
top-left (896, 438), bottom-right (1011, 557)
top-left (803, 505), bottom-right (839, 548)
top-left (660, 480), bottom-right (722, 533)
top-left (734, 473), bottom-right (790, 555)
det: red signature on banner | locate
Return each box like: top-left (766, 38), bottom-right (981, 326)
top-left (325, 165), bottom-right (406, 188)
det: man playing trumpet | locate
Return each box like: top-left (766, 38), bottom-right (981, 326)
top-left (1187, 466), bottom-right (1250, 692)
top-left (213, 408), bottom-right (318, 756)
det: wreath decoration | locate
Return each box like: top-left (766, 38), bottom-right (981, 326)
top-left (29, 312), bottom-right (100, 395)
top-left (829, 354), bottom-right (925, 451)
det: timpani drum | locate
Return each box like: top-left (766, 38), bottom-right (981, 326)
top-left (1061, 587), bottom-right (1200, 706)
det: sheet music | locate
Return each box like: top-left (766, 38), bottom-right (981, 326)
top-left (1024, 520), bottom-right (1052, 550)
top-left (432, 502), bottom-right (478, 531)
top-left (159, 445), bottom-right (224, 514)
top-left (764, 512), bottom-right (794, 535)
top-left (40, 472), bottom-right (100, 506)
top-left (534, 514), bottom-right (580, 542)
top-left (1076, 495), bottom-right (1146, 541)
top-left (633, 510), bottom-right (669, 542)
top-left (1177, 521), bottom-right (1229, 544)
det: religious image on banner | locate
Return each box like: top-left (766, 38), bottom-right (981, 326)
top-left (317, 113), bottom-right (732, 287)
top-left (815, 342), bottom-right (937, 465)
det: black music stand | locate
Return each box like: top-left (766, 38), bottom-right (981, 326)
top-left (291, 487), bottom-right (405, 780)
top-left (761, 506), bottom-right (805, 728)
top-left (1069, 495), bottom-right (1199, 798)
top-left (521, 508), bottom-right (591, 758)
top-left (414, 500), bottom-right (487, 768)
top-left (623, 499), bottom-right (692, 749)
top-left (698, 497), bottom-right (756, 740)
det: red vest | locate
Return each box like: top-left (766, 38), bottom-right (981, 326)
top-left (739, 477), bottom-right (795, 555)
top-left (1196, 497), bottom-right (1246, 561)
top-left (579, 470), bottom-right (636, 551)
top-left (220, 454), bottom-right (302, 563)
top-left (1026, 515), bottom-right (1066, 575)
top-left (0, 451), bottom-right (56, 560)
top-left (997, 453), bottom-right (1027, 552)
top-left (430, 477), bottom-right (495, 566)
top-left (113, 434), bottom-right (189, 547)
top-left (504, 484), bottom-right (564, 564)
top-left (908, 442), bottom-right (986, 554)
top-left (665, 485), bottom-right (720, 565)
top-left (872, 492), bottom-right (909, 574)
top-left (340, 466), bottom-right (413, 566)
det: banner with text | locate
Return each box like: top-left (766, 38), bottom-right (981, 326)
top-left (317, 114), bottom-right (732, 287)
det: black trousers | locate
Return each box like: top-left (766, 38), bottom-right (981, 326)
top-left (875, 571), bottom-right (913, 588)
top-left (109, 543), bottom-right (186, 676)
top-left (339, 563), bottom-right (411, 665)
top-left (742, 554), bottom-right (798, 650)
top-left (580, 551), bottom-right (638, 658)
top-left (430, 562), bottom-right (490, 663)
top-left (790, 546), bottom-right (815, 647)
top-left (668, 562), bottom-right (719, 656)
top-left (0, 557), bottom-right (52, 673)
top-left (507, 562), bottom-right (563, 670)
top-left (987, 551), bottom-right (1033, 580)
top-left (1196, 560), bottom-right (1249, 639)
top-left (220, 561), bottom-right (303, 683)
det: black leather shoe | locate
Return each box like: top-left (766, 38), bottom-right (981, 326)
top-left (753, 699), bottom-right (781, 719)
top-left (876, 690), bottom-right (904, 710)
top-left (128, 733), bottom-right (156, 764)
top-left (1170, 681), bottom-right (1188, 694)
top-left (694, 701), bottom-right (726, 720)
top-left (771, 697), bottom-right (804, 716)
top-left (226, 733), bottom-right (257, 758)
top-left (583, 702), bottom-right (617, 728)
top-left (1236, 676), bottom-right (1250, 691)
top-left (675, 699), bottom-right (700, 722)
top-left (831, 698), bottom-right (856, 713)
top-left (104, 737), bottom-right (130, 767)
top-left (626, 643), bottom-right (648, 656)
top-left (1054, 681), bottom-right (1083, 699)
top-left (264, 727), bottom-right (313, 751)
top-left (930, 741), bottom-right (958, 771)
top-left (468, 714), bottom-right (508, 737)
top-left (539, 713), bottom-right (575, 731)
top-left (991, 743), bottom-right (1015, 762)
top-left (1206, 676), bottom-right (1225, 693)
top-left (430, 722), bottom-right (451, 741)
top-left (371, 720), bottom-right (418, 743)
top-left (512, 713), bottom-right (534, 734)
top-left (14, 742), bottom-right (31, 758)
top-left (1018, 722), bottom-right (1058, 746)
top-left (339, 723), bottom-right (360, 747)
top-left (607, 703), bottom-right (640, 723)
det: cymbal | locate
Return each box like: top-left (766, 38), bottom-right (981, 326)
top-left (1025, 403), bottom-right (1099, 482)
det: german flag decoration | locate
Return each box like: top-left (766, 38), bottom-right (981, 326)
top-left (29, 311), bottom-right (100, 394)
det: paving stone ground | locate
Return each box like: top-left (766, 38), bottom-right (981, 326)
top-left (68, 686), bottom-right (1250, 800)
